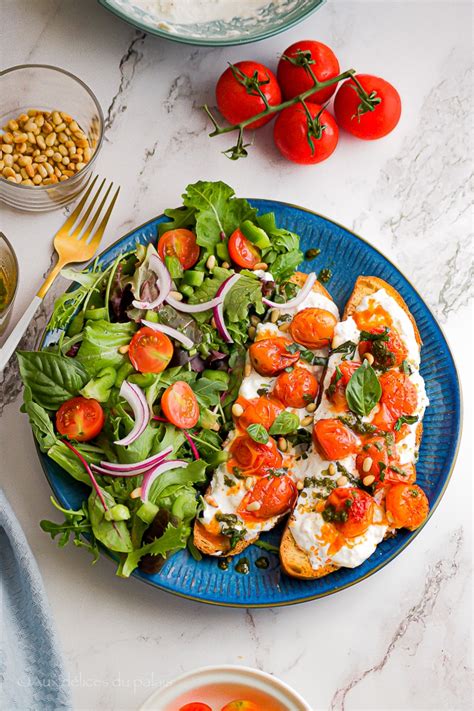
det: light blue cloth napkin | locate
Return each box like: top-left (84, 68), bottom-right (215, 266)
top-left (0, 489), bottom-right (72, 710)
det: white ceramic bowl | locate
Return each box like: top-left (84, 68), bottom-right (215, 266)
top-left (140, 665), bottom-right (311, 710)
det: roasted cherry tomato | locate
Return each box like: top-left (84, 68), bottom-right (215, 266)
top-left (356, 437), bottom-right (389, 480)
top-left (161, 380), bottom-right (199, 429)
top-left (273, 366), bottom-right (318, 408)
top-left (385, 483), bottom-right (429, 530)
top-left (216, 60), bottom-right (282, 130)
top-left (249, 337), bottom-right (300, 376)
top-left (229, 435), bottom-right (282, 477)
top-left (358, 326), bottom-right (408, 369)
top-left (56, 396), bottom-right (105, 442)
top-left (221, 701), bottom-right (262, 711)
top-left (238, 474), bottom-right (297, 521)
top-left (326, 361), bottom-right (362, 411)
top-left (228, 228), bottom-right (261, 269)
top-left (238, 396), bottom-right (284, 431)
top-left (179, 704), bottom-right (212, 711)
top-left (386, 461), bottom-right (417, 484)
top-left (277, 40), bottom-right (340, 103)
top-left (325, 487), bottom-right (375, 538)
top-left (353, 303), bottom-right (392, 331)
top-left (379, 370), bottom-right (418, 417)
top-left (290, 307), bottom-right (337, 348)
top-left (128, 327), bottom-right (173, 374)
top-left (334, 74), bottom-right (401, 140)
top-left (274, 103), bottom-right (338, 164)
top-left (157, 228), bottom-right (200, 269)
top-left (313, 418), bottom-right (360, 460)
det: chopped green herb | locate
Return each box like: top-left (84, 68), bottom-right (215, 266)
top-left (318, 268), bottom-right (332, 284)
top-left (394, 414), bottom-right (418, 431)
top-left (305, 248), bottom-right (321, 260)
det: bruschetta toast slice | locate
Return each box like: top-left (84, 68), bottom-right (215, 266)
top-left (193, 272), bottom-right (339, 557)
top-left (281, 276), bottom-right (430, 580)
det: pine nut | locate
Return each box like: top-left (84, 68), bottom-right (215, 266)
top-left (270, 308), bottom-right (280, 323)
top-left (21, 179), bottom-right (34, 185)
top-left (363, 352), bottom-right (374, 365)
top-left (206, 254), bottom-right (216, 270)
top-left (2, 167), bottom-right (15, 178)
top-left (245, 476), bottom-right (255, 491)
top-left (45, 133), bottom-right (57, 147)
top-left (279, 322), bottom-right (290, 332)
top-left (296, 480), bottom-right (304, 490)
top-left (25, 164), bottom-right (35, 178)
top-left (336, 475), bottom-right (348, 486)
top-left (244, 363), bottom-right (252, 378)
top-left (33, 174), bottom-right (42, 185)
top-left (221, 261), bottom-right (230, 269)
top-left (363, 474), bottom-right (375, 486)
top-left (232, 402), bottom-right (244, 417)
top-left (130, 487), bottom-right (142, 499)
top-left (27, 132), bottom-right (36, 144)
top-left (253, 262), bottom-right (268, 271)
top-left (1, 144), bottom-right (12, 154)
top-left (52, 111), bottom-right (62, 125)
top-left (3, 154), bottom-right (13, 167)
top-left (169, 290), bottom-right (182, 301)
top-left (301, 415), bottom-right (313, 427)
top-left (84, 147), bottom-right (92, 161)
top-left (362, 457), bottom-right (373, 473)
top-left (328, 463), bottom-right (337, 476)
top-left (7, 119), bottom-right (19, 131)
top-left (306, 402), bottom-right (316, 413)
top-left (76, 162), bottom-right (86, 171)
top-left (54, 122), bottom-right (67, 133)
top-left (6, 175), bottom-right (16, 183)
top-left (250, 315), bottom-right (260, 326)
top-left (37, 164), bottom-right (47, 178)
top-left (248, 326), bottom-right (256, 339)
top-left (277, 437), bottom-right (288, 452)
top-left (246, 500), bottom-right (261, 512)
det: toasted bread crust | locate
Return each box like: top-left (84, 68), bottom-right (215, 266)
top-left (343, 276), bottom-right (422, 347)
top-left (194, 271), bottom-right (335, 558)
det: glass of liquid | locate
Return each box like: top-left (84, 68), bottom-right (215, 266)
top-left (0, 232), bottom-right (19, 336)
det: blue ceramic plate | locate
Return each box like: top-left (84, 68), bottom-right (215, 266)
top-left (38, 200), bottom-right (461, 607)
top-left (98, 0), bottom-right (325, 47)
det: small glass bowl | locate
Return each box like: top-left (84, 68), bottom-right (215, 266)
top-left (0, 232), bottom-right (19, 336)
top-left (0, 64), bottom-right (104, 212)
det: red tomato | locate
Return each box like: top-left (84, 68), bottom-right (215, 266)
top-left (238, 396), bottom-right (284, 431)
top-left (356, 437), bottom-right (389, 479)
top-left (273, 366), bottom-right (319, 408)
top-left (56, 397), bottom-right (104, 442)
top-left (238, 474), bottom-right (297, 521)
top-left (385, 483), bottom-right (429, 530)
top-left (216, 61), bottom-right (282, 130)
top-left (325, 487), bottom-right (374, 538)
top-left (179, 704), bottom-right (212, 711)
top-left (228, 228), bottom-right (261, 269)
top-left (128, 327), bottom-right (173, 374)
top-left (385, 461), bottom-right (417, 484)
top-left (334, 74), bottom-right (401, 140)
top-left (157, 229), bottom-right (200, 270)
top-left (326, 361), bottom-right (362, 411)
top-left (274, 103), bottom-right (338, 164)
top-left (221, 701), bottom-right (262, 711)
top-left (358, 326), bottom-right (408, 369)
top-left (313, 418), bottom-right (360, 460)
top-left (277, 40), bottom-right (340, 103)
top-left (290, 307), bottom-right (338, 348)
top-left (249, 337), bottom-right (300, 376)
top-left (229, 435), bottom-right (282, 477)
top-left (161, 381), bottom-right (199, 429)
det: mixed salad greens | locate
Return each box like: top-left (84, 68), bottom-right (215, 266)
top-left (18, 180), bottom-right (306, 577)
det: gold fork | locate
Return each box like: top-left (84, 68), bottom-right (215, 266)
top-left (0, 176), bottom-right (120, 370)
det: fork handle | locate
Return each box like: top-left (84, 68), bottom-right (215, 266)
top-left (0, 295), bottom-right (42, 371)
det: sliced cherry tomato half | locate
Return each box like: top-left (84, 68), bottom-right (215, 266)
top-left (179, 704), bottom-right (212, 711)
top-left (128, 327), bottom-right (173, 374)
top-left (238, 396), bottom-right (284, 431)
top-left (238, 474), bottom-right (297, 521)
top-left (326, 361), bottom-right (362, 411)
top-left (290, 307), bottom-right (337, 349)
top-left (228, 228), bottom-right (261, 269)
top-left (277, 40), bottom-right (340, 104)
top-left (216, 61), bottom-right (282, 130)
top-left (385, 483), bottom-right (429, 530)
top-left (313, 418), bottom-right (360, 460)
top-left (334, 74), bottom-right (401, 140)
top-left (157, 228), bottom-right (200, 269)
top-left (229, 435), bottom-right (282, 477)
top-left (273, 366), bottom-right (319, 409)
top-left (325, 487), bottom-right (375, 538)
top-left (358, 326), bottom-right (408, 369)
top-left (356, 436), bottom-right (389, 480)
top-left (161, 380), bottom-right (199, 429)
top-left (249, 337), bottom-right (300, 377)
top-left (56, 396), bottom-right (105, 442)
top-left (221, 700), bottom-right (263, 711)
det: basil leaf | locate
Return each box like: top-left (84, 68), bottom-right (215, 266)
top-left (345, 361), bottom-right (382, 417)
top-left (269, 411), bottom-right (300, 436)
top-left (394, 414), bottom-right (418, 431)
top-left (76, 319), bottom-right (135, 376)
top-left (17, 351), bottom-right (89, 410)
top-left (246, 423), bottom-right (269, 444)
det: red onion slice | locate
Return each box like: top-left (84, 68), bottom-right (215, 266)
top-left (165, 293), bottom-right (223, 313)
top-left (141, 459), bottom-right (188, 502)
top-left (262, 272), bottom-right (316, 310)
top-left (141, 320), bottom-right (193, 350)
top-left (91, 446), bottom-right (173, 476)
top-left (132, 253), bottom-right (172, 310)
top-left (114, 381), bottom-right (150, 447)
top-left (212, 273), bottom-right (242, 344)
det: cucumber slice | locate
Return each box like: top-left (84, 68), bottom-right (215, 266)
top-left (241, 220), bottom-right (271, 249)
top-left (183, 269), bottom-right (205, 287)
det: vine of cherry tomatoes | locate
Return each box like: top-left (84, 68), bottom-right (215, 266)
top-left (212, 40), bottom-right (401, 165)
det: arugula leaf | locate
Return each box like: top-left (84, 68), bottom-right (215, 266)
top-left (40, 497), bottom-right (99, 562)
top-left (157, 206), bottom-right (196, 237)
top-left (21, 386), bottom-right (57, 451)
top-left (269, 250), bottom-right (304, 282)
top-left (182, 181), bottom-right (256, 252)
top-left (246, 423), bottom-right (269, 444)
top-left (17, 351), bottom-right (89, 410)
top-left (394, 414), bottom-right (418, 431)
top-left (193, 376), bottom-right (227, 408)
top-left (269, 411), bottom-right (300, 436)
top-left (49, 263), bottom-right (107, 331)
top-left (76, 319), bottom-right (135, 375)
top-left (88, 488), bottom-right (133, 553)
top-left (119, 522), bottom-right (189, 578)
top-left (345, 361), bottom-right (382, 417)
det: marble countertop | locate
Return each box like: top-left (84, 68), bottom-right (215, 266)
top-left (1, 1), bottom-right (472, 709)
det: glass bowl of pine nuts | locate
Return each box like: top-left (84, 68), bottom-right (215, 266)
top-left (0, 64), bottom-right (104, 212)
